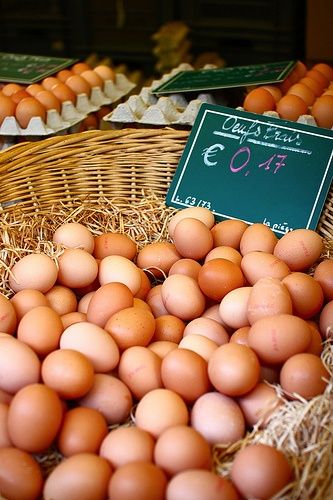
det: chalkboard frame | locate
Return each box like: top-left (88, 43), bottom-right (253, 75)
top-left (166, 103), bottom-right (333, 236)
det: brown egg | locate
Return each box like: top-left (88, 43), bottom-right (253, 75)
top-left (299, 76), bottom-right (323, 97)
top-left (178, 334), bottom-right (218, 362)
top-left (166, 469), bottom-right (238, 500)
top-left (10, 89), bottom-right (31, 104)
top-left (53, 222), bottom-right (95, 253)
top-left (273, 229), bottom-right (324, 271)
top-left (240, 223), bottom-right (278, 255)
top-left (42, 76), bottom-right (61, 91)
top-left (105, 306), bottom-right (155, 350)
top-left (9, 252), bottom-right (58, 293)
top-left (313, 259), bottom-right (333, 300)
top-left (78, 373), bottom-right (133, 425)
top-left (57, 248), bottom-right (99, 288)
top-left (0, 292), bottom-right (17, 334)
top-left (99, 255), bottom-right (141, 295)
top-left (60, 321), bottom-right (119, 373)
top-left (204, 245), bottom-right (242, 266)
top-left (10, 289), bottom-right (50, 321)
top-left (0, 94), bottom-right (16, 125)
top-left (61, 311), bottom-right (86, 329)
top-left (56, 68), bottom-right (74, 82)
top-left (57, 407), bottom-right (108, 457)
top-left (161, 348), bottom-right (210, 403)
top-left (135, 269), bottom-right (152, 300)
top-left (219, 286), bottom-right (252, 329)
top-left (17, 305), bottom-right (63, 357)
top-left (152, 314), bottom-right (186, 343)
top-left (65, 74), bottom-right (92, 95)
top-left (287, 82), bottom-right (316, 106)
top-left (280, 352), bottom-right (329, 399)
top-left (0, 403), bottom-right (12, 447)
top-left (0, 447), bottom-right (43, 500)
top-left (211, 219), bottom-right (248, 249)
top-left (1, 83), bottom-right (23, 96)
top-left (311, 94), bottom-right (333, 128)
top-left (15, 96), bottom-right (47, 128)
top-left (0, 389), bottom-right (13, 405)
top-left (81, 69), bottom-right (104, 88)
top-left (7, 383), bottom-right (63, 453)
top-left (93, 232), bottom-right (137, 260)
top-left (168, 207), bottom-right (215, 239)
top-left (319, 300), bottom-right (333, 339)
top-left (247, 277), bottom-right (293, 324)
top-left (94, 64), bottom-right (116, 82)
top-left (148, 340), bottom-right (178, 359)
top-left (168, 258), bottom-right (202, 280)
top-left (51, 82), bottom-right (77, 103)
top-left (282, 272), bottom-right (324, 319)
top-left (248, 313), bottom-right (312, 364)
top-left (208, 343), bottom-right (260, 396)
top-left (198, 258), bottom-right (245, 301)
top-left (146, 284), bottom-right (169, 318)
top-left (86, 282), bottom-right (133, 327)
top-left (100, 426), bottom-right (155, 469)
top-left (25, 83), bottom-right (44, 96)
top-left (306, 69), bottom-right (329, 90)
top-left (71, 62), bottom-right (92, 74)
top-left (45, 285), bottom-right (78, 316)
top-left (77, 291), bottom-right (95, 313)
top-left (237, 382), bottom-right (283, 428)
top-left (161, 274), bottom-right (206, 321)
top-left (43, 453), bottom-right (112, 500)
top-left (241, 251), bottom-right (291, 285)
top-left (108, 462), bottom-right (167, 500)
top-left (154, 425), bottom-right (212, 476)
top-left (276, 94), bottom-right (308, 121)
top-left (305, 320), bottom-right (323, 356)
top-left (41, 348), bottom-right (95, 399)
top-left (312, 62), bottom-right (333, 81)
top-left (231, 444), bottom-right (293, 499)
top-left (135, 388), bottom-right (189, 438)
top-left (183, 317), bottom-right (230, 345)
top-left (229, 325), bottom-right (251, 345)
top-left (136, 241), bottom-right (181, 279)
top-left (191, 391), bottom-right (245, 445)
top-left (172, 217), bottom-right (214, 260)
top-left (0, 336), bottom-right (41, 394)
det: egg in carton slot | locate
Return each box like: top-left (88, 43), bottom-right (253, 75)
top-left (103, 63), bottom-right (229, 128)
top-left (236, 107), bottom-right (333, 130)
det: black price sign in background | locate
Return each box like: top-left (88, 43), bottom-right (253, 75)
top-left (166, 103), bottom-right (333, 236)
top-left (152, 60), bottom-right (296, 94)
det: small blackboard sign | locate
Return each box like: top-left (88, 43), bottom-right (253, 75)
top-left (0, 52), bottom-right (78, 84)
top-left (166, 104), bottom-right (333, 236)
top-left (152, 60), bottom-right (296, 95)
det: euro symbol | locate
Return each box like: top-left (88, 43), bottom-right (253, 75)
top-left (202, 143), bottom-right (225, 166)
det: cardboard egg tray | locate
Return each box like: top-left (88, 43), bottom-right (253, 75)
top-left (0, 73), bottom-right (136, 140)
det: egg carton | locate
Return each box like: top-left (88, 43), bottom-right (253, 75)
top-left (104, 63), bottom-right (223, 127)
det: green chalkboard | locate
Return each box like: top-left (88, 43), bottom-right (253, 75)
top-left (166, 104), bottom-right (333, 236)
top-left (152, 60), bottom-right (296, 95)
top-left (0, 52), bottom-right (78, 84)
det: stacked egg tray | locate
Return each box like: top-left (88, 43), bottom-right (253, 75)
top-left (0, 74), bottom-right (136, 149)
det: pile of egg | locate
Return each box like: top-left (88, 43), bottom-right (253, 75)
top-left (242, 61), bottom-right (333, 128)
top-left (0, 207), bottom-right (332, 499)
top-left (0, 61), bottom-right (135, 138)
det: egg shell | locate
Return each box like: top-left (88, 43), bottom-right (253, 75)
top-left (0, 403), bottom-right (12, 447)
top-left (45, 285), bottom-right (78, 316)
top-left (178, 334), bottom-right (218, 361)
top-left (305, 321), bottom-right (323, 356)
top-left (230, 443), bottom-right (293, 499)
top-left (281, 272), bottom-right (324, 319)
top-left (0, 94), bottom-right (16, 125)
top-left (198, 258), bottom-right (245, 301)
top-left (133, 297), bottom-right (151, 311)
top-left (135, 269), bottom-right (152, 300)
top-left (136, 241), bottom-right (181, 278)
top-left (161, 274), bottom-right (206, 321)
top-left (280, 352), bottom-right (329, 399)
top-left (147, 340), bottom-right (178, 359)
top-left (204, 245), bottom-right (242, 266)
top-left (60, 321), bottom-right (119, 373)
top-left (26, 83), bottom-right (44, 96)
top-left (65, 74), bottom-right (92, 96)
top-left (168, 207), bottom-right (215, 239)
top-left (41, 348), bottom-right (95, 399)
top-left (42, 76), bottom-right (61, 91)
top-left (105, 306), bottom-right (155, 351)
top-left (53, 222), bottom-right (95, 253)
top-left (35, 89), bottom-right (62, 113)
top-left (241, 250), bottom-right (291, 285)
top-left (244, 87), bottom-right (276, 113)
top-left (81, 69), bottom-right (104, 88)
top-left (152, 314), bottom-right (186, 343)
top-left (50, 82), bottom-right (77, 103)
top-left (11, 89), bottom-right (33, 104)
top-left (237, 382), bottom-right (283, 428)
top-left (247, 277), bottom-right (293, 324)
top-left (57, 407), bottom-right (108, 457)
top-left (201, 303), bottom-right (227, 325)
top-left (43, 453), bottom-right (112, 500)
top-left (211, 219), bottom-right (249, 249)
top-left (1, 83), bottom-right (23, 96)
top-left (98, 255), bottom-right (141, 295)
top-left (229, 325), bottom-right (251, 346)
top-left (208, 343), bottom-right (261, 396)
top-left (191, 391), bottom-right (245, 445)
top-left (78, 373), bottom-right (132, 425)
top-left (183, 317), bottom-right (230, 345)
top-left (100, 426), bottom-right (155, 469)
top-left (0, 389), bottom-right (13, 405)
top-left (14, 96), bottom-right (47, 128)
top-left (154, 425), bottom-right (212, 477)
top-left (93, 232), bottom-right (137, 261)
top-left (17, 305), bottom-right (63, 357)
top-left (118, 346), bottom-right (162, 400)
top-left (94, 64), bottom-right (116, 82)
top-left (107, 461), bottom-right (167, 500)
top-left (7, 383), bottom-right (63, 453)
top-left (161, 348), bottom-right (210, 404)
top-left (0, 292), bottom-right (17, 334)
top-left (166, 469), bottom-right (239, 500)
top-left (0, 447), bottom-right (44, 500)
top-left (134, 388), bottom-right (189, 438)
top-left (273, 229), bottom-right (324, 271)
top-left (77, 291), bottom-right (95, 313)
top-left (57, 248), bottom-right (99, 288)
top-left (71, 62), bottom-right (92, 74)
top-left (172, 217), bottom-right (214, 260)
top-left (146, 284), bottom-right (169, 318)
top-left (240, 223), bottom-right (278, 255)
top-left (9, 253), bottom-right (58, 293)
top-left (319, 300), bottom-right (333, 339)
top-left (248, 313), bottom-right (312, 364)
top-left (56, 69), bottom-right (74, 82)
top-left (276, 93), bottom-right (309, 121)
top-left (313, 258), bottom-right (333, 300)
top-left (61, 311), bottom-right (87, 329)
top-left (0, 337), bottom-right (41, 394)
top-left (86, 282), bottom-right (134, 328)
top-left (168, 258), bottom-right (202, 280)
top-left (10, 289), bottom-right (50, 321)
top-left (219, 286), bottom-right (252, 329)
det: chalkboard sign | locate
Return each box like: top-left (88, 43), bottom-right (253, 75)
top-left (0, 52), bottom-right (78, 84)
top-left (166, 104), bottom-right (333, 236)
top-left (152, 60), bottom-right (296, 95)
